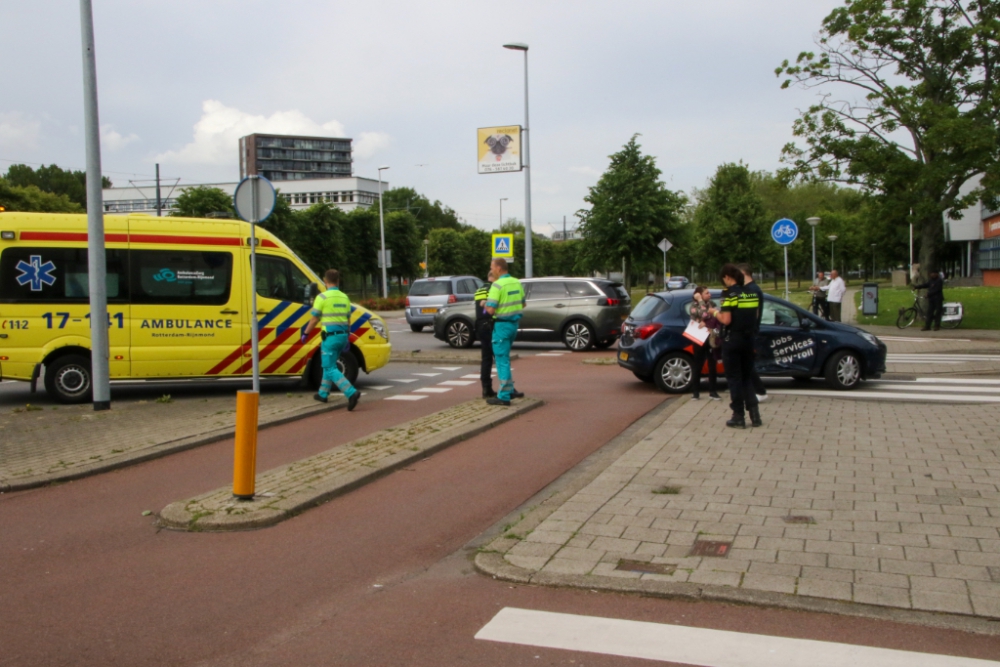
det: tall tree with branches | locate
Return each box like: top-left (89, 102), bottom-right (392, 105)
top-left (776, 0), bottom-right (1000, 278)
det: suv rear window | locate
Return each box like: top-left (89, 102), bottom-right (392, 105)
top-left (630, 295), bottom-right (668, 320)
top-left (598, 282), bottom-right (630, 302)
top-left (409, 281), bottom-right (452, 296)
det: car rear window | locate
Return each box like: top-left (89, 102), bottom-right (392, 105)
top-left (599, 282), bottom-right (629, 301)
top-left (409, 281), bottom-right (452, 296)
top-left (630, 295), bottom-right (668, 320)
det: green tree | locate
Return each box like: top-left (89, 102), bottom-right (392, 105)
top-left (0, 178), bottom-right (84, 213)
top-left (384, 210), bottom-right (421, 282)
top-left (460, 227), bottom-right (492, 278)
top-left (427, 228), bottom-right (465, 275)
top-left (380, 186), bottom-right (464, 239)
top-left (692, 163), bottom-right (775, 277)
top-left (577, 135), bottom-right (687, 288)
top-left (170, 186), bottom-right (234, 218)
top-left (776, 0), bottom-right (1000, 279)
top-left (341, 207), bottom-right (381, 295)
top-left (289, 203), bottom-right (346, 276)
top-left (3, 163), bottom-right (111, 208)
top-left (257, 192), bottom-right (297, 244)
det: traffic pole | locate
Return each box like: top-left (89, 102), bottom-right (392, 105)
top-left (79, 0), bottom-right (111, 412)
top-left (233, 390), bottom-right (259, 499)
top-left (783, 246), bottom-right (790, 301)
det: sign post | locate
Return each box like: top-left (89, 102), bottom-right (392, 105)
top-left (231, 175), bottom-right (276, 501)
top-left (657, 238), bottom-right (673, 288)
top-left (770, 218), bottom-right (799, 301)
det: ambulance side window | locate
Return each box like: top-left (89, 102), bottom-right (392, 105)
top-left (0, 247), bottom-right (128, 303)
top-left (130, 250), bottom-right (232, 305)
top-left (255, 256), bottom-right (312, 303)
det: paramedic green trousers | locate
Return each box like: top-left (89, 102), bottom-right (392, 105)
top-left (319, 331), bottom-right (357, 399)
top-left (491, 319), bottom-right (519, 401)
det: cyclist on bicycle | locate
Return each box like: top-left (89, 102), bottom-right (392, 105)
top-left (914, 270), bottom-right (945, 331)
top-left (808, 271), bottom-right (830, 320)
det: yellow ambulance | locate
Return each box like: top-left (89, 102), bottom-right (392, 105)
top-left (0, 212), bottom-right (391, 403)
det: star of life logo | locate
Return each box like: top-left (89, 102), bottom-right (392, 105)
top-left (15, 255), bottom-right (57, 291)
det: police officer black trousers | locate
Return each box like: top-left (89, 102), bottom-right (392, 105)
top-left (722, 331), bottom-right (760, 427)
top-left (477, 318), bottom-right (495, 397)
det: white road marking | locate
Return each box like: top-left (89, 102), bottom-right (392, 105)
top-left (475, 607), bottom-right (997, 667)
top-left (438, 380), bottom-right (475, 386)
top-left (878, 336), bottom-right (972, 342)
top-left (363, 385), bottom-right (393, 391)
top-left (384, 394), bottom-right (427, 401)
top-left (535, 353), bottom-right (566, 357)
top-left (887, 354), bottom-right (1000, 361)
top-left (873, 381), bottom-right (1000, 394)
top-left (915, 377), bottom-right (1000, 385)
top-left (388, 378), bottom-right (418, 383)
top-left (433, 366), bottom-right (463, 371)
top-left (412, 372), bottom-right (442, 377)
top-left (886, 360), bottom-right (962, 365)
top-left (770, 389), bottom-right (1000, 403)
top-left (413, 387), bottom-right (452, 394)
top-left (461, 374), bottom-right (482, 379)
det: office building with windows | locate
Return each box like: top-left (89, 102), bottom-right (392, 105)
top-left (239, 133), bottom-right (352, 181)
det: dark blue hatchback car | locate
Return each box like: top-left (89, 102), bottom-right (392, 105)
top-left (617, 289), bottom-right (887, 393)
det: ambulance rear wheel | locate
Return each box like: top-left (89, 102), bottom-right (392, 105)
top-left (306, 350), bottom-right (360, 392)
top-left (45, 354), bottom-right (92, 404)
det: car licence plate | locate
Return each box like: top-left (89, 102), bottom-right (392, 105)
top-left (619, 352), bottom-right (629, 361)
top-left (421, 308), bottom-right (437, 314)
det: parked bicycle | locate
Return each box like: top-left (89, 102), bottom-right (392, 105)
top-left (809, 293), bottom-right (829, 320)
top-left (896, 290), bottom-right (963, 329)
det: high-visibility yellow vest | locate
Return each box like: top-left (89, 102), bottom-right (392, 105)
top-left (487, 274), bottom-right (524, 321)
top-left (312, 288), bottom-right (351, 331)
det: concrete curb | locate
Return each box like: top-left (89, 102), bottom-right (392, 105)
top-left (390, 351), bottom-right (519, 365)
top-left (1, 397), bottom-right (347, 493)
top-left (473, 397), bottom-right (1000, 637)
top-left (159, 397), bottom-right (543, 532)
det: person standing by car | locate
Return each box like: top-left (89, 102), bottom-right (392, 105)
top-left (709, 264), bottom-right (761, 428)
top-left (824, 270), bottom-right (846, 322)
top-left (689, 286), bottom-right (721, 401)
top-left (484, 258), bottom-right (526, 406)
top-left (737, 263), bottom-right (767, 403)
top-left (809, 271), bottom-right (830, 320)
top-left (474, 270), bottom-right (496, 398)
top-left (301, 269), bottom-right (360, 411)
top-left (914, 270), bottom-right (945, 331)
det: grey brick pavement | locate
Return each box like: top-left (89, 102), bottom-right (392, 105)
top-left (484, 393), bottom-right (1000, 619)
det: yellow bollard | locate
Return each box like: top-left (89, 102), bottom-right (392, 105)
top-left (233, 390), bottom-right (259, 499)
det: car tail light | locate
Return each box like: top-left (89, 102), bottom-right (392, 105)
top-left (635, 323), bottom-right (662, 339)
top-left (448, 294), bottom-right (457, 304)
top-left (598, 297), bottom-right (620, 306)
top-left (405, 297), bottom-right (410, 307)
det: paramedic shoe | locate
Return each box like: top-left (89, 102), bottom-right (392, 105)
top-left (348, 392), bottom-right (361, 412)
top-left (726, 413), bottom-right (746, 429)
top-left (313, 393), bottom-right (328, 403)
top-left (486, 397), bottom-right (511, 407)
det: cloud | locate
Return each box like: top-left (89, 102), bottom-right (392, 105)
top-left (155, 100), bottom-right (389, 169)
top-left (568, 166), bottom-right (601, 177)
top-left (0, 112), bottom-right (41, 153)
top-left (353, 131), bottom-right (391, 160)
top-left (101, 124), bottom-right (139, 151)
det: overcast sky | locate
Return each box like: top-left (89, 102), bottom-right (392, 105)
top-left (1, 0), bottom-right (843, 235)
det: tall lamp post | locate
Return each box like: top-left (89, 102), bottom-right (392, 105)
top-left (499, 197), bottom-right (508, 228)
top-left (827, 234), bottom-right (838, 274)
top-left (377, 165), bottom-right (389, 298)
top-left (503, 42), bottom-right (533, 277)
top-left (807, 217), bottom-right (821, 284)
top-left (423, 238), bottom-right (429, 278)
top-left (871, 243), bottom-right (877, 281)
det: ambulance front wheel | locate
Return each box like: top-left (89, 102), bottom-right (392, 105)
top-left (306, 350), bottom-right (360, 391)
top-left (45, 354), bottom-right (93, 404)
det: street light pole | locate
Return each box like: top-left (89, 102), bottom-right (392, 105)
top-left (871, 243), bottom-right (877, 281)
top-left (79, 0), bottom-right (111, 411)
top-left (423, 239), bottom-right (429, 278)
top-left (807, 217), bottom-right (820, 284)
top-left (377, 166), bottom-right (389, 298)
top-left (828, 234), bottom-right (838, 275)
top-left (504, 42), bottom-right (533, 277)
top-left (499, 197), bottom-right (507, 229)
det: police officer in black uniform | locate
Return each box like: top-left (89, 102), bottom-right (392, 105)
top-left (914, 270), bottom-right (945, 331)
top-left (709, 263), bottom-right (763, 429)
top-left (474, 271), bottom-right (496, 398)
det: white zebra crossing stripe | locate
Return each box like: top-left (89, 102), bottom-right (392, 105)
top-left (915, 378), bottom-right (1000, 385)
top-left (888, 354), bottom-right (1000, 361)
top-left (475, 608), bottom-right (997, 667)
top-left (364, 385), bottom-right (392, 391)
top-left (412, 372), bottom-right (443, 377)
top-left (389, 378), bottom-right (418, 383)
top-left (433, 366), bottom-right (463, 371)
top-left (879, 336), bottom-right (972, 342)
top-left (413, 387), bottom-right (452, 394)
top-left (384, 394), bottom-right (427, 401)
top-left (438, 380), bottom-right (475, 386)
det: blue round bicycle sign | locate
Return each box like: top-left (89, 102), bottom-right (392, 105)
top-left (771, 218), bottom-right (798, 245)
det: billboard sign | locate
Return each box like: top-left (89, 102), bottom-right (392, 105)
top-left (478, 126), bottom-right (522, 174)
top-left (492, 233), bottom-right (514, 258)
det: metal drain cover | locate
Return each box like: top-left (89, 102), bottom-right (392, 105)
top-left (783, 515), bottom-right (816, 525)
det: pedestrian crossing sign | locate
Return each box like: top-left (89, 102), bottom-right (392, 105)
top-left (492, 233), bottom-right (514, 258)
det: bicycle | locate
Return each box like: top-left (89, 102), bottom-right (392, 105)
top-left (809, 292), bottom-right (829, 320)
top-left (896, 290), bottom-right (963, 329)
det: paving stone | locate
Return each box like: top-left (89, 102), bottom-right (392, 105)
top-left (742, 573), bottom-right (796, 594)
top-left (748, 562), bottom-right (801, 578)
top-left (801, 567), bottom-right (854, 583)
top-left (909, 575), bottom-right (968, 595)
top-left (910, 591), bottom-right (973, 614)
top-left (853, 584), bottom-right (912, 609)
top-left (854, 571), bottom-right (909, 589)
top-left (797, 578), bottom-right (853, 601)
top-left (971, 596), bottom-right (1000, 618)
top-left (880, 558), bottom-right (935, 577)
top-left (541, 558), bottom-right (596, 576)
top-left (551, 547), bottom-right (605, 565)
top-left (525, 530), bottom-right (574, 545)
top-left (689, 569), bottom-right (742, 588)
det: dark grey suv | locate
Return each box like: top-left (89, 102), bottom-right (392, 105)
top-left (432, 277), bottom-right (631, 351)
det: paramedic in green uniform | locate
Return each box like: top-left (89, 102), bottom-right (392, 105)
top-left (484, 258), bottom-right (525, 406)
top-left (301, 269), bottom-right (360, 411)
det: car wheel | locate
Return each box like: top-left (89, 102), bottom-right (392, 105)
top-left (633, 371), bottom-right (654, 384)
top-left (594, 337), bottom-right (617, 350)
top-left (45, 354), bottom-right (92, 404)
top-left (410, 324), bottom-right (424, 333)
top-left (654, 352), bottom-right (694, 394)
top-left (305, 349), bottom-right (360, 390)
top-left (446, 319), bottom-right (474, 348)
top-left (824, 350), bottom-right (862, 390)
top-left (563, 321), bottom-right (595, 351)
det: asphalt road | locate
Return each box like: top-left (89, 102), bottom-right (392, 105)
top-left (3, 350), bottom-right (1000, 665)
